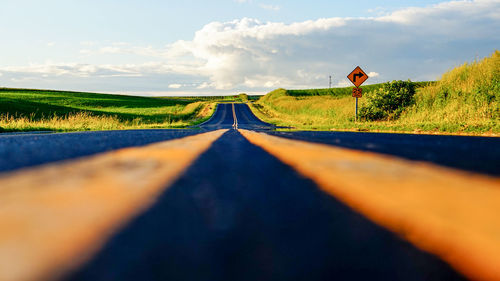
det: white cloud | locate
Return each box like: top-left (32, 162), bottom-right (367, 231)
top-left (159, 0), bottom-right (498, 90)
top-left (162, 17), bottom-right (348, 89)
top-left (367, 7), bottom-right (392, 16)
top-left (46, 42), bottom-right (56, 47)
top-left (168, 84), bottom-right (182, 89)
top-left (0, 63), bottom-right (145, 78)
top-left (196, 82), bottom-right (214, 89)
top-left (100, 47), bottom-right (121, 54)
top-left (378, 0), bottom-right (500, 25)
top-left (259, 4), bottom-right (281, 11)
top-left (1, 0), bottom-right (499, 95)
top-left (336, 80), bottom-right (352, 87)
top-left (92, 44), bottom-right (168, 58)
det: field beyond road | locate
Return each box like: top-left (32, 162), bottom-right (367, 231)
top-left (251, 51), bottom-right (499, 135)
top-left (0, 90), bottom-right (227, 132)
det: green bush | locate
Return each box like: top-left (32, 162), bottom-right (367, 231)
top-left (360, 80), bottom-right (416, 120)
top-left (238, 93), bottom-right (249, 102)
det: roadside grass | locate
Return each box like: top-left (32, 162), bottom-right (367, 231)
top-left (251, 91), bottom-right (381, 131)
top-left (0, 89), bottom-right (216, 132)
top-left (399, 50), bottom-right (499, 133)
top-left (252, 51), bottom-right (499, 135)
top-left (251, 85), bottom-right (399, 130)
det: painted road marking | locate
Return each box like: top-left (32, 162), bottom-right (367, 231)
top-left (239, 129), bottom-right (500, 281)
top-left (232, 103), bottom-right (238, 129)
top-left (0, 129), bottom-right (227, 281)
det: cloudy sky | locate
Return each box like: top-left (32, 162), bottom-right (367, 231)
top-left (0, 0), bottom-right (498, 96)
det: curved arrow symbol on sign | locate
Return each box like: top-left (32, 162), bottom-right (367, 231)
top-left (347, 66), bottom-right (368, 87)
top-left (353, 73), bottom-right (364, 83)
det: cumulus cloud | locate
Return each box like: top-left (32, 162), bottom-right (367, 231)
top-left (1, 0), bottom-right (498, 95)
top-left (163, 17), bottom-right (349, 90)
top-left (159, 0), bottom-right (498, 91)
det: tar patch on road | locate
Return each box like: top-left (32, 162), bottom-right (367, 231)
top-left (66, 130), bottom-right (465, 281)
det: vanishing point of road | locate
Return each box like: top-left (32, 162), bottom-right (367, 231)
top-left (0, 103), bottom-right (499, 281)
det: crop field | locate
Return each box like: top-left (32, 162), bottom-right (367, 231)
top-left (251, 51), bottom-right (499, 135)
top-left (0, 89), bottom-right (216, 132)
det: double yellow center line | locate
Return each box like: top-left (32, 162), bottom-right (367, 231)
top-left (239, 129), bottom-right (500, 281)
top-left (0, 130), bottom-right (226, 281)
top-left (0, 128), bottom-right (499, 281)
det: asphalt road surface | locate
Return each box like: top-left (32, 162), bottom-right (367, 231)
top-left (1, 103), bottom-right (499, 281)
top-left (0, 129), bottom-right (203, 173)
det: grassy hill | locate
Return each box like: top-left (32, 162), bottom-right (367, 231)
top-left (0, 89), bottom-right (215, 132)
top-left (251, 51), bottom-right (499, 135)
top-left (399, 51), bottom-right (499, 132)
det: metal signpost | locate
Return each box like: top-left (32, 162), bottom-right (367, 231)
top-left (347, 66), bottom-right (368, 121)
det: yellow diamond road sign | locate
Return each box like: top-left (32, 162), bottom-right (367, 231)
top-left (347, 66), bottom-right (368, 88)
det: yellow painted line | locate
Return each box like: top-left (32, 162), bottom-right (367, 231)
top-left (232, 103), bottom-right (238, 129)
top-left (0, 129), bottom-right (227, 281)
top-left (239, 129), bottom-right (500, 281)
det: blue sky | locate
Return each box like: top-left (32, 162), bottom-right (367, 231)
top-left (0, 0), bottom-right (498, 95)
top-left (1, 0), bottom-right (445, 43)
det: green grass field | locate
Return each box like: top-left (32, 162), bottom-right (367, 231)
top-left (251, 51), bottom-right (499, 135)
top-left (0, 89), bottom-right (217, 132)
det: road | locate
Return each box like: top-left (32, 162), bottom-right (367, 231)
top-left (196, 103), bottom-right (275, 130)
top-left (0, 103), bottom-right (499, 281)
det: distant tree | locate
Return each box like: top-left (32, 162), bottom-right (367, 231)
top-left (238, 93), bottom-right (249, 102)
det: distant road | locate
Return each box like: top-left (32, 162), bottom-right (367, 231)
top-left (1, 103), bottom-right (499, 281)
top-left (197, 103), bottom-right (275, 130)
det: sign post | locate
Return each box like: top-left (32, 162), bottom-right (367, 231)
top-left (347, 66), bottom-right (368, 121)
top-left (354, 94), bottom-right (359, 121)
